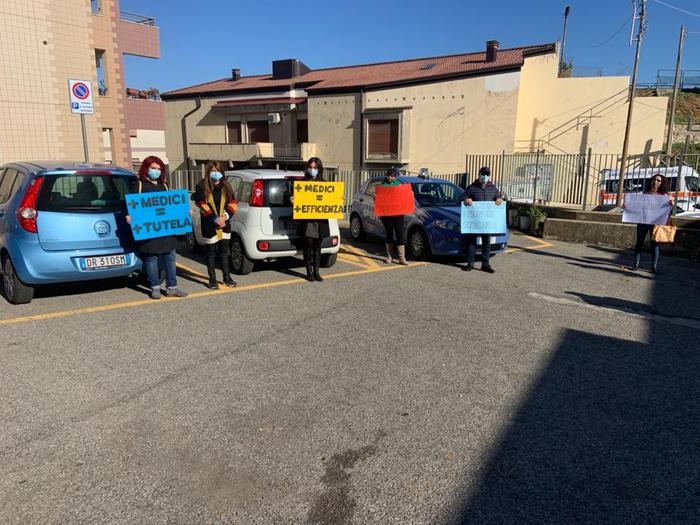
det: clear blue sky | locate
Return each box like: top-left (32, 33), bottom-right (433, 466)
top-left (120, 0), bottom-right (700, 92)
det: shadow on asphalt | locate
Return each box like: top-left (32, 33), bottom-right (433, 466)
top-left (451, 248), bottom-right (700, 523)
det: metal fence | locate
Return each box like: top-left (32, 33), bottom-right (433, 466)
top-left (466, 152), bottom-right (700, 210)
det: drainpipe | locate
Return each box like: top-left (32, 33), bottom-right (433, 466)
top-left (182, 97), bottom-right (202, 172)
top-left (359, 88), bottom-right (365, 170)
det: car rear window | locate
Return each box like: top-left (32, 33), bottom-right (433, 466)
top-left (36, 173), bottom-right (133, 213)
top-left (265, 178), bottom-right (297, 207)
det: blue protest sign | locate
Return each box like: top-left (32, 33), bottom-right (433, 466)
top-left (460, 201), bottom-right (507, 234)
top-left (125, 190), bottom-right (192, 241)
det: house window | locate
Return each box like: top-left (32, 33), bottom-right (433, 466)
top-left (91, 0), bottom-right (101, 15)
top-left (95, 49), bottom-right (107, 96)
top-left (367, 118), bottom-right (398, 158)
top-left (227, 121), bottom-right (242, 144)
top-left (247, 120), bottom-right (269, 142)
top-left (296, 119), bottom-right (308, 143)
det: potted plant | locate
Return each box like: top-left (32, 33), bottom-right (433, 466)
top-left (518, 205), bottom-right (547, 235)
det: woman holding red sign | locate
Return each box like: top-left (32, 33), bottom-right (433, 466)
top-left (380, 167), bottom-right (408, 265)
top-left (192, 161), bottom-right (238, 289)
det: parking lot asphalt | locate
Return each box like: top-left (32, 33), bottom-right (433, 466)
top-left (1, 232), bottom-right (698, 524)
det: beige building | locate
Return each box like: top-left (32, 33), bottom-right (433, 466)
top-left (0, 0), bottom-right (164, 168)
top-left (162, 41), bottom-right (668, 175)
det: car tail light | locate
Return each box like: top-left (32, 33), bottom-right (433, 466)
top-left (257, 241), bottom-right (269, 251)
top-left (250, 179), bottom-right (264, 207)
top-left (331, 236), bottom-right (338, 246)
top-left (17, 176), bottom-right (44, 233)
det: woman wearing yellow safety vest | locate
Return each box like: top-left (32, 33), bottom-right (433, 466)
top-left (192, 161), bottom-right (238, 289)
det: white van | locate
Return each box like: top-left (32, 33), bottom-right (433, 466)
top-left (186, 169), bottom-right (340, 274)
top-left (599, 166), bottom-right (700, 212)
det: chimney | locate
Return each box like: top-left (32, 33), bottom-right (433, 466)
top-left (272, 59), bottom-right (311, 80)
top-left (231, 68), bottom-right (241, 81)
top-left (486, 40), bottom-right (499, 62)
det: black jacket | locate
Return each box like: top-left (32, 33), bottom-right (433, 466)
top-left (295, 174), bottom-right (331, 240)
top-left (192, 180), bottom-right (237, 240)
top-left (129, 179), bottom-right (178, 255)
top-left (462, 181), bottom-right (502, 202)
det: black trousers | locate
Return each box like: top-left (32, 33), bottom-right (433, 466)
top-left (303, 237), bottom-right (322, 267)
top-left (381, 216), bottom-right (405, 245)
top-left (465, 235), bottom-right (491, 265)
top-left (634, 224), bottom-right (660, 267)
top-left (206, 239), bottom-right (230, 279)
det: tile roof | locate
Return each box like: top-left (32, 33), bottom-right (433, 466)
top-left (161, 43), bottom-right (556, 99)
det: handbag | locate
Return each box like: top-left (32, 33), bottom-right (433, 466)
top-left (652, 220), bottom-right (676, 243)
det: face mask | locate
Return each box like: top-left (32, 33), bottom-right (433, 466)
top-left (480, 175), bottom-right (490, 183)
top-left (209, 171), bottom-right (223, 182)
top-left (308, 168), bottom-right (318, 179)
top-left (147, 168), bottom-right (161, 180)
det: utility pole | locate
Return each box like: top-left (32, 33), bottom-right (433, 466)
top-left (559, 6), bottom-right (571, 72)
top-left (616, 0), bottom-right (646, 206)
top-left (665, 25), bottom-right (685, 156)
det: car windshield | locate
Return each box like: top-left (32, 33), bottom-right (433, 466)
top-left (36, 173), bottom-right (132, 213)
top-left (411, 182), bottom-right (463, 206)
top-left (685, 176), bottom-right (700, 192)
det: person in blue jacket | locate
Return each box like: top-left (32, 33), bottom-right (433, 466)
top-left (462, 166), bottom-right (503, 273)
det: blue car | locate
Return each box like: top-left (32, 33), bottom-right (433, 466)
top-left (0, 162), bottom-right (142, 304)
top-left (349, 175), bottom-right (509, 260)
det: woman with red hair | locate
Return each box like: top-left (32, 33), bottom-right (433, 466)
top-left (127, 156), bottom-right (188, 299)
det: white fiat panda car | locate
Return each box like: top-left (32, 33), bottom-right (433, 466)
top-left (186, 169), bottom-right (340, 274)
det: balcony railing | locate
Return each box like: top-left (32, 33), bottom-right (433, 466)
top-left (119, 10), bottom-right (156, 26)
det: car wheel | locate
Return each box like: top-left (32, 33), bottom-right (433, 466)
top-left (230, 237), bottom-right (255, 275)
top-left (408, 228), bottom-right (431, 260)
top-left (320, 252), bottom-right (337, 268)
top-left (349, 213), bottom-right (365, 240)
top-left (1, 254), bottom-right (34, 304)
top-left (185, 231), bottom-right (200, 252)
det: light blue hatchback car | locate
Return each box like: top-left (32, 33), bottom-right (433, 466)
top-left (349, 175), bottom-right (509, 260)
top-left (0, 162), bottom-right (142, 304)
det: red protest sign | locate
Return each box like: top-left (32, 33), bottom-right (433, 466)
top-left (374, 184), bottom-right (415, 217)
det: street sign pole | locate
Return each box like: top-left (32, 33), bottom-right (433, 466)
top-left (68, 79), bottom-right (94, 162)
top-left (80, 113), bottom-right (89, 161)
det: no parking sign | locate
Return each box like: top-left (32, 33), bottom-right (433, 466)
top-left (68, 79), bottom-right (94, 114)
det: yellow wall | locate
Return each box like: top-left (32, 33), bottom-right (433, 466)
top-left (515, 52), bottom-right (667, 155)
top-left (307, 94), bottom-right (362, 172)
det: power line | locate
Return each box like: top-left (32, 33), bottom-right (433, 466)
top-left (653, 0), bottom-right (700, 19)
top-left (584, 16), bottom-right (632, 48)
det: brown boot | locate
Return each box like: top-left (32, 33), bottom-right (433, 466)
top-left (384, 243), bottom-right (394, 264)
top-left (397, 245), bottom-right (408, 265)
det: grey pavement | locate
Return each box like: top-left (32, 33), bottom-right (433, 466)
top-left (0, 233), bottom-right (698, 524)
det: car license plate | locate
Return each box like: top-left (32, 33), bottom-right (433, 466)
top-left (79, 254), bottom-right (127, 270)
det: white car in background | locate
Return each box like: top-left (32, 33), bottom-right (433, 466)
top-left (186, 169), bottom-right (340, 274)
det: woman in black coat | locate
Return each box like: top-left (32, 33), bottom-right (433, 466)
top-left (192, 161), bottom-right (238, 289)
top-left (295, 157), bottom-right (330, 282)
top-left (127, 156), bottom-right (188, 300)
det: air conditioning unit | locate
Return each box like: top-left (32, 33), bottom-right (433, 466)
top-left (268, 113), bottom-right (281, 124)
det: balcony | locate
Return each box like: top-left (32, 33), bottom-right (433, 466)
top-left (118, 10), bottom-right (160, 59)
top-left (188, 143), bottom-right (316, 162)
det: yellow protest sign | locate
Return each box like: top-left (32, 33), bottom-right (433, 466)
top-left (292, 181), bottom-right (345, 219)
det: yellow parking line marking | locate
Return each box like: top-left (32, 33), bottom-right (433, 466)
top-left (337, 254), bottom-right (374, 269)
top-left (0, 262), bottom-right (427, 326)
top-left (506, 235), bottom-right (554, 254)
top-left (176, 262), bottom-right (211, 282)
top-left (343, 244), bottom-right (381, 268)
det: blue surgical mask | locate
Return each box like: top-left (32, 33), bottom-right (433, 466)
top-left (147, 168), bottom-right (161, 180)
top-left (480, 175), bottom-right (490, 183)
top-left (308, 168), bottom-right (318, 179)
top-left (209, 171), bottom-right (223, 182)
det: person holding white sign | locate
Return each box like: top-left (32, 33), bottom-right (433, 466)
top-left (626, 174), bottom-right (672, 274)
top-left (462, 167), bottom-right (503, 273)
